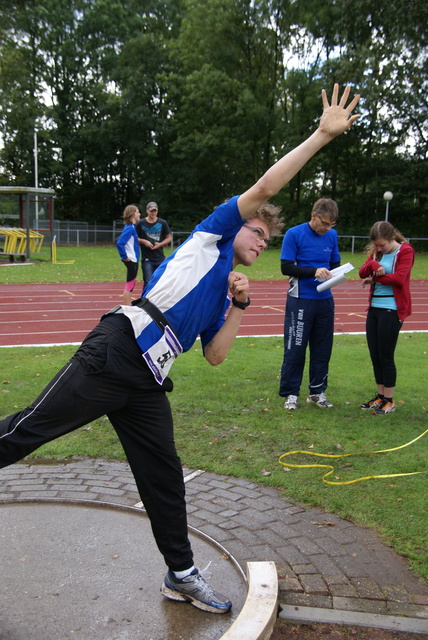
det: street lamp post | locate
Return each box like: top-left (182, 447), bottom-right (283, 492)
top-left (34, 130), bottom-right (39, 226)
top-left (383, 191), bottom-right (393, 222)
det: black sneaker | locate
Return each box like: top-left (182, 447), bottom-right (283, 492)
top-left (360, 396), bottom-right (383, 410)
top-left (161, 568), bottom-right (232, 614)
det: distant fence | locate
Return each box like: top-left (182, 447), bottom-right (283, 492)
top-left (52, 220), bottom-right (118, 245)
top-left (50, 221), bottom-right (428, 253)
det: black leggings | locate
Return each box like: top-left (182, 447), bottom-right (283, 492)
top-left (366, 307), bottom-right (402, 388)
top-left (0, 314), bottom-right (193, 572)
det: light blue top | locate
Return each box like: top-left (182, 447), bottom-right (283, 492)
top-left (371, 250), bottom-right (398, 310)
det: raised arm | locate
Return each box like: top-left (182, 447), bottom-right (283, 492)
top-left (237, 84), bottom-right (361, 220)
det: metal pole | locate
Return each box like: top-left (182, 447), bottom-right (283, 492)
top-left (383, 191), bottom-right (393, 222)
top-left (34, 131), bottom-right (39, 225)
top-left (25, 193), bottom-right (31, 260)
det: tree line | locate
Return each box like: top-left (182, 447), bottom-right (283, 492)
top-left (0, 0), bottom-right (427, 237)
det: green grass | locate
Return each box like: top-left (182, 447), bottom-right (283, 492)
top-left (1, 246), bottom-right (427, 283)
top-left (1, 334), bottom-right (427, 582)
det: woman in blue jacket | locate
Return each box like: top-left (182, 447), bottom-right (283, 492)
top-left (116, 204), bottom-right (141, 304)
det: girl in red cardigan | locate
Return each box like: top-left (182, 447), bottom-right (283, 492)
top-left (359, 221), bottom-right (414, 415)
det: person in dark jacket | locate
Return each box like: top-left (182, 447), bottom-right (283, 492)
top-left (135, 202), bottom-right (172, 289)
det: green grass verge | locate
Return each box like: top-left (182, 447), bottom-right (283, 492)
top-left (1, 246), bottom-right (428, 283)
top-left (1, 334), bottom-right (427, 582)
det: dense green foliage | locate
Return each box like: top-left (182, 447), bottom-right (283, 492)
top-left (0, 0), bottom-right (427, 234)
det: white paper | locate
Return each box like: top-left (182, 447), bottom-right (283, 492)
top-left (316, 274), bottom-right (347, 292)
top-left (316, 262), bottom-right (354, 292)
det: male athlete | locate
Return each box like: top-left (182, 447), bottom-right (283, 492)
top-left (0, 84), bottom-right (360, 614)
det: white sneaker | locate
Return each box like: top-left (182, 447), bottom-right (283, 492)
top-left (306, 392), bottom-right (334, 408)
top-left (283, 395), bottom-right (298, 410)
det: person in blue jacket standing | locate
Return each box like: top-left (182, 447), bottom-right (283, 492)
top-left (116, 204), bottom-right (141, 305)
top-left (279, 198), bottom-right (340, 410)
top-left (0, 85), bottom-right (360, 616)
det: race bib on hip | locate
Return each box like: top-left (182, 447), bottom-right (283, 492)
top-left (142, 326), bottom-right (183, 384)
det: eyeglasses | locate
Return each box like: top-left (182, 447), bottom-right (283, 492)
top-left (316, 213), bottom-right (336, 228)
top-left (243, 224), bottom-right (269, 247)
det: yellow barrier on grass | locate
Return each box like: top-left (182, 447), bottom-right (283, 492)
top-left (0, 227), bottom-right (45, 256)
top-left (0, 227), bottom-right (20, 254)
top-left (16, 229), bottom-right (28, 254)
top-left (52, 236), bottom-right (75, 265)
top-left (29, 230), bottom-right (44, 253)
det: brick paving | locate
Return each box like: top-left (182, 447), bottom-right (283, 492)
top-left (1, 458), bottom-right (427, 622)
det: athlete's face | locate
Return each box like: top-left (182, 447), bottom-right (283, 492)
top-left (374, 238), bottom-right (396, 254)
top-left (310, 211), bottom-right (336, 235)
top-left (233, 218), bottom-right (270, 267)
top-left (146, 207), bottom-right (158, 222)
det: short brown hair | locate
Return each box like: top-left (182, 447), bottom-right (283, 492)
top-left (248, 202), bottom-right (284, 236)
top-left (312, 198), bottom-right (339, 222)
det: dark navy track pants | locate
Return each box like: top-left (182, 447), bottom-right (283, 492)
top-left (279, 296), bottom-right (334, 398)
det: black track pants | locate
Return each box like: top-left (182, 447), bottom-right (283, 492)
top-left (366, 307), bottom-right (402, 388)
top-left (0, 314), bottom-right (193, 572)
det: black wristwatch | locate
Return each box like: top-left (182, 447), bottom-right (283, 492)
top-left (232, 296), bottom-right (251, 310)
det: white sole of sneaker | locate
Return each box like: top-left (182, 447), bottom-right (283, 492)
top-left (161, 584), bottom-right (188, 603)
top-left (373, 410), bottom-right (396, 415)
top-left (307, 400), bottom-right (333, 408)
top-left (161, 584), bottom-right (231, 614)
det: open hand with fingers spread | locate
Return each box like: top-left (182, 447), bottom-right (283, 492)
top-left (319, 83), bottom-right (361, 139)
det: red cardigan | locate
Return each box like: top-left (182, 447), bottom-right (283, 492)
top-left (359, 243), bottom-right (415, 321)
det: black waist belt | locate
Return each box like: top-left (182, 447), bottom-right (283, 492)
top-left (104, 298), bottom-right (174, 335)
top-left (131, 297), bottom-right (172, 333)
